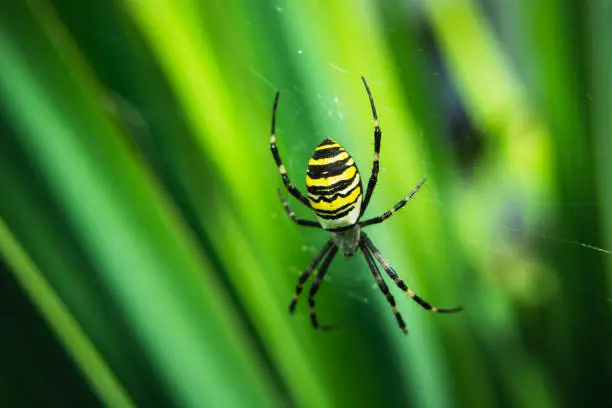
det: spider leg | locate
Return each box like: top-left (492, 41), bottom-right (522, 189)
top-left (359, 76), bottom-right (382, 217)
top-left (278, 189), bottom-right (321, 228)
top-left (360, 238), bottom-right (407, 334)
top-left (270, 92), bottom-right (311, 208)
top-left (359, 178), bottom-right (426, 228)
top-left (363, 233), bottom-right (462, 313)
top-left (289, 240), bottom-right (333, 313)
top-left (308, 245), bottom-right (339, 330)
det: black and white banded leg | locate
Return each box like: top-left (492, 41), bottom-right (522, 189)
top-left (359, 76), bottom-right (382, 216)
top-left (277, 189), bottom-right (321, 228)
top-left (363, 233), bottom-right (462, 313)
top-left (360, 178), bottom-right (426, 228)
top-left (289, 240), bottom-right (334, 313)
top-left (308, 245), bottom-right (339, 330)
top-left (360, 240), bottom-right (407, 334)
top-left (270, 92), bottom-right (311, 208)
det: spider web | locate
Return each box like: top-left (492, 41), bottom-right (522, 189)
top-left (243, 2), bottom-right (612, 310)
top-left (100, 0), bottom-right (612, 310)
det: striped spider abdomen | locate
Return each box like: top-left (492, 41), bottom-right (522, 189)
top-left (306, 138), bottom-right (363, 230)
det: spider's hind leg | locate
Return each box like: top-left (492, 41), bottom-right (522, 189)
top-left (307, 245), bottom-right (339, 330)
top-left (360, 239), bottom-right (407, 334)
top-left (363, 233), bottom-right (463, 313)
top-left (289, 240), bottom-right (333, 314)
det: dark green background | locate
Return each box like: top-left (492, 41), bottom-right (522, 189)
top-left (1, 1), bottom-right (611, 407)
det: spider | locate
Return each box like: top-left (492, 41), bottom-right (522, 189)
top-left (270, 77), bottom-right (462, 334)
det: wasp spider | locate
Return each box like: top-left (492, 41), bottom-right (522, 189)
top-left (270, 77), bottom-right (462, 334)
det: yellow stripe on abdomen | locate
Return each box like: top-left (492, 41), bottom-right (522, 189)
top-left (308, 151), bottom-right (349, 166)
top-left (306, 165), bottom-right (356, 188)
top-left (309, 186), bottom-right (361, 212)
top-left (314, 142), bottom-right (342, 151)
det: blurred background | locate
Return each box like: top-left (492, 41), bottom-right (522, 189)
top-left (1, 0), bottom-right (611, 407)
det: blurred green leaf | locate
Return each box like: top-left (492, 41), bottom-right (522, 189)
top-left (1, 0), bottom-right (611, 407)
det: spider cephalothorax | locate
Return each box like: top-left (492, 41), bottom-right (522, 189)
top-left (270, 77), bottom-right (462, 334)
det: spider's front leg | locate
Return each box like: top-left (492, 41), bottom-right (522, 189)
top-left (270, 92), bottom-right (311, 208)
top-left (359, 76), bottom-right (382, 216)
